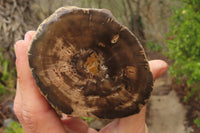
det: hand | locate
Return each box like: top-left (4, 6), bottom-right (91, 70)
top-left (14, 31), bottom-right (168, 133)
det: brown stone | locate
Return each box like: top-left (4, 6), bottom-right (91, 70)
top-left (28, 6), bottom-right (153, 119)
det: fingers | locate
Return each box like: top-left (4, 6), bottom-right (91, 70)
top-left (14, 31), bottom-right (66, 133)
top-left (100, 60), bottom-right (168, 133)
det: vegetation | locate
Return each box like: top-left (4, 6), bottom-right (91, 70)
top-left (4, 122), bottom-right (24, 133)
top-left (81, 116), bottom-right (93, 123)
top-left (0, 48), bottom-right (16, 101)
top-left (0, 0), bottom-right (32, 102)
top-left (194, 118), bottom-right (200, 128)
top-left (167, 0), bottom-right (200, 127)
top-left (167, 0), bottom-right (200, 102)
top-left (146, 42), bottom-right (163, 52)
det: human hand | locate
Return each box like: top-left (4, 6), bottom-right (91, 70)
top-left (14, 31), bottom-right (168, 133)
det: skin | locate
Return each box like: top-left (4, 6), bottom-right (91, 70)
top-left (14, 31), bottom-right (168, 133)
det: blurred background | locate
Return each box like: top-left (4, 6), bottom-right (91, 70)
top-left (0, 0), bottom-right (199, 132)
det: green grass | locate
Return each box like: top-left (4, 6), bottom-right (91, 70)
top-left (4, 122), bottom-right (24, 133)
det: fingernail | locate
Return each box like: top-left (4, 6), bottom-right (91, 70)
top-left (62, 113), bottom-right (71, 119)
top-left (24, 32), bottom-right (31, 42)
top-left (159, 64), bottom-right (168, 75)
top-left (156, 61), bottom-right (168, 79)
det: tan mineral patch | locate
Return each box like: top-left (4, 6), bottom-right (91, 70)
top-left (107, 17), bottom-right (113, 23)
top-left (83, 9), bottom-right (90, 14)
top-left (125, 66), bottom-right (137, 80)
top-left (84, 53), bottom-right (99, 75)
top-left (111, 34), bottom-right (119, 43)
top-left (120, 26), bottom-right (126, 31)
top-left (98, 42), bottom-right (105, 47)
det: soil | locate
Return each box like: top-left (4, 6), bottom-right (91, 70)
top-left (173, 81), bottom-right (200, 133)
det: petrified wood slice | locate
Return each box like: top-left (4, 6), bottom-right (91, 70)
top-left (28, 6), bottom-right (153, 119)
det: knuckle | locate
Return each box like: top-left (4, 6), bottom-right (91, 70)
top-left (21, 107), bottom-right (37, 132)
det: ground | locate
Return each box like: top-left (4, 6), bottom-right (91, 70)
top-left (146, 72), bottom-right (194, 133)
top-left (146, 50), bottom-right (199, 133)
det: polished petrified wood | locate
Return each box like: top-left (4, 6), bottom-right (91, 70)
top-left (28, 7), bottom-right (153, 119)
